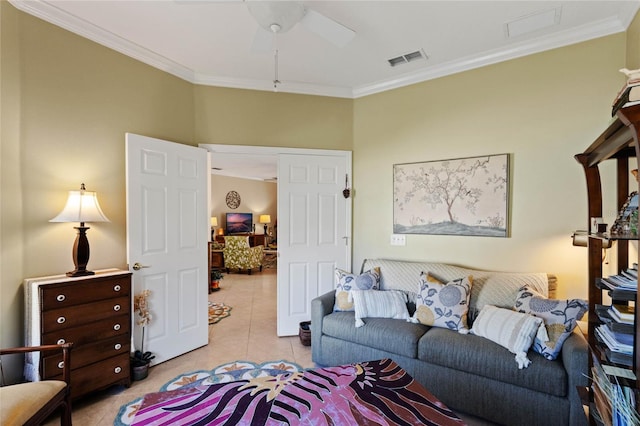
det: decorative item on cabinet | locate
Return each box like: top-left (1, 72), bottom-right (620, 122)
top-left (24, 270), bottom-right (132, 399)
top-left (49, 183), bottom-right (110, 277)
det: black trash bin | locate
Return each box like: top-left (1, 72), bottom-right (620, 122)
top-left (299, 321), bottom-right (311, 346)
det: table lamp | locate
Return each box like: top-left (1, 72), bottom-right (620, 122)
top-left (210, 216), bottom-right (218, 240)
top-left (50, 183), bottom-right (110, 277)
top-left (259, 215), bottom-right (271, 235)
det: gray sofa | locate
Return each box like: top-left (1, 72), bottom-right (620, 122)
top-left (311, 258), bottom-right (588, 426)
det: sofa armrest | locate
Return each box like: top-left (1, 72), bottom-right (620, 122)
top-left (561, 329), bottom-right (589, 426)
top-left (561, 328), bottom-right (588, 386)
top-left (311, 290), bottom-right (335, 365)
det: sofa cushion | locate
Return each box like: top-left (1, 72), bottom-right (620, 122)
top-left (333, 268), bottom-right (381, 312)
top-left (514, 285), bottom-right (588, 361)
top-left (351, 290), bottom-right (410, 327)
top-left (411, 273), bottom-right (473, 334)
top-left (417, 327), bottom-right (568, 397)
top-left (322, 311), bottom-right (429, 359)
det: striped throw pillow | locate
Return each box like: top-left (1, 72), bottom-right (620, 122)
top-left (350, 290), bottom-right (409, 328)
top-left (471, 305), bottom-right (543, 369)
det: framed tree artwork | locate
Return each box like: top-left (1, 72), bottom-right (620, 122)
top-left (393, 154), bottom-right (510, 237)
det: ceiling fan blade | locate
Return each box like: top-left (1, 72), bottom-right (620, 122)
top-left (250, 26), bottom-right (274, 53)
top-left (300, 9), bottom-right (355, 48)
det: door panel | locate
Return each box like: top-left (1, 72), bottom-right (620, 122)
top-left (277, 153), bottom-right (351, 336)
top-left (126, 133), bottom-right (209, 365)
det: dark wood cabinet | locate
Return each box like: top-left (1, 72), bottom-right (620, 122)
top-left (215, 233), bottom-right (265, 247)
top-left (575, 104), bottom-right (640, 423)
top-left (24, 270), bottom-right (132, 399)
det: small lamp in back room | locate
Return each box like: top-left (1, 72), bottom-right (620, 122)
top-left (210, 216), bottom-right (218, 240)
top-left (259, 214), bottom-right (271, 235)
top-left (50, 183), bottom-right (110, 277)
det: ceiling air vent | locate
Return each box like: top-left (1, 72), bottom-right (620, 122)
top-left (387, 49), bottom-right (427, 67)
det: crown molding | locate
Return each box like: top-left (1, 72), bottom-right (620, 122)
top-left (352, 13), bottom-right (633, 98)
top-left (10, 0), bottom-right (638, 99)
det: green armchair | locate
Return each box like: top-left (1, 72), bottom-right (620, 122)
top-left (223, 236), bottom-right (264, 274)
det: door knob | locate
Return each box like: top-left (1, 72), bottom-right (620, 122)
top-left (132, 262), bottom-right (151, 271)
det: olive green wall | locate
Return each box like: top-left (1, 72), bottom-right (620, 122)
top-left (628, 10), bottom-right (640, 69)
top-left (194, 86), bottom-right (352, 149)
top-left (352, 33), bottom-right (627, 300)
top-left (0, 1), bottom-right (195, 377)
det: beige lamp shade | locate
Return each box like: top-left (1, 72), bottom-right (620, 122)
top-left (259, 215), bottom-right (271, 224)
top-left (50, 184), bottom-right (110, 224)
top-left (49, 183), bottom-right (109, 277)
top-left (210, 217), bottom-right (218, 227)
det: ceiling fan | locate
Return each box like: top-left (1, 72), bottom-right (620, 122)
top-left (245, 1), bottom-right (356, 52)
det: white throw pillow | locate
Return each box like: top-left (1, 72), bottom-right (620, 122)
top-left (350, 290), bottom-right (410, 328)
top-left (471, 305), bottom-right (544, 369)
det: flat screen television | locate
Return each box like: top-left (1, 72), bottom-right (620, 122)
top-left (226, 212), bottom-right (253, 234)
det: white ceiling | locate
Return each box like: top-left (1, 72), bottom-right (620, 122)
top-left (12, 0), bottom-right (639, 99)
top-left (11, 0), bottom-right (640, 180)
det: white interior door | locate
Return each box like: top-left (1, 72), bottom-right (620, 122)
top-left (277, 152), bottom-right (352, 336)
top-left (126, 133), bottom-right (209, 365)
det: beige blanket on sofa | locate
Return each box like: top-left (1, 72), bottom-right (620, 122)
top-left (360, 258), bottom-right (554, 320)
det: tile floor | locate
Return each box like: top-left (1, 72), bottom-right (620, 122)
top-left (46, 268), bottom-right (313, 425)
top-left (46, 267), bottom-right (492, 425)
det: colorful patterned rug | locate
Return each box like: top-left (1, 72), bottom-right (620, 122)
top-left (115, 358), bottom-right (464, 425)
top-left (208, 302), bottom-right (231, 324)
top-left (114, 360), bottom-right (303, 426)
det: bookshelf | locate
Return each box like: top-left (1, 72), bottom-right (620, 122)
top-left (575, 103), bottom-right (640, 424)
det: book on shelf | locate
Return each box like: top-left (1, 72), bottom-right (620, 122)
top-left (611, 304), bottom-right (635, 323)
top-left (621, 269), bottom-right (637, 280)
top-left (596, 304), bottom-right (635, 334)
top-left (612, 84), bottom-right (640, 116)
top-left (596, 325), bottom-right (633, 355)
top-left (600, 274), bottom-right (637, 291)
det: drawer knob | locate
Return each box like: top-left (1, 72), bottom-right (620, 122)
top-left (113, 304), bottom-right (121, 312)
top-left (57, 338), bottom-right (66, 345)
top-left (114, 343), bottom-right (122, 351)
top-left (57, 316), bottom-right (66, 324)
top-left (113, 324), bottom-right (121, 331)
top-left (114, 285), bottom-right (121, 292)
top-left (57, 361), bottom-right (64, 369)
top-left (56, 294), bottom-right (66, 302)
top-left (114, 366), bottom-right (122, 374)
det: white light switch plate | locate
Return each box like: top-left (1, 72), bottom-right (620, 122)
top-left (390, 234), bottom-right (406, 246)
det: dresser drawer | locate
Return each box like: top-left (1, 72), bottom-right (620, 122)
top-left (42, 296), bottom-right (130, 334)
top-left (48, 353), bottom-right (130, 399)
top-left (40, 274), bottom-right (130, 311)
top-left (42, 313), bottom-right (129, 346)
top-left (42, 335), bottom-right (130, 378)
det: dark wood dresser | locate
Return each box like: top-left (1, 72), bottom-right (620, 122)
top-left (24, 269), bottom-right (132, 399)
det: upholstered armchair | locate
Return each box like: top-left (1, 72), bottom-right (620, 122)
top-left (0, 343), bottom-right (73, 426)
top-left (223, 236), bottom-right (264, 274)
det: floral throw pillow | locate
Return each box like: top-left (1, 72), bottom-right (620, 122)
top-left (411, 272), bottom-right (473, 334)
top-left (514, 285), bottom-right (588, 361)
top-left (333, 267), bottom-right (381, 312)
